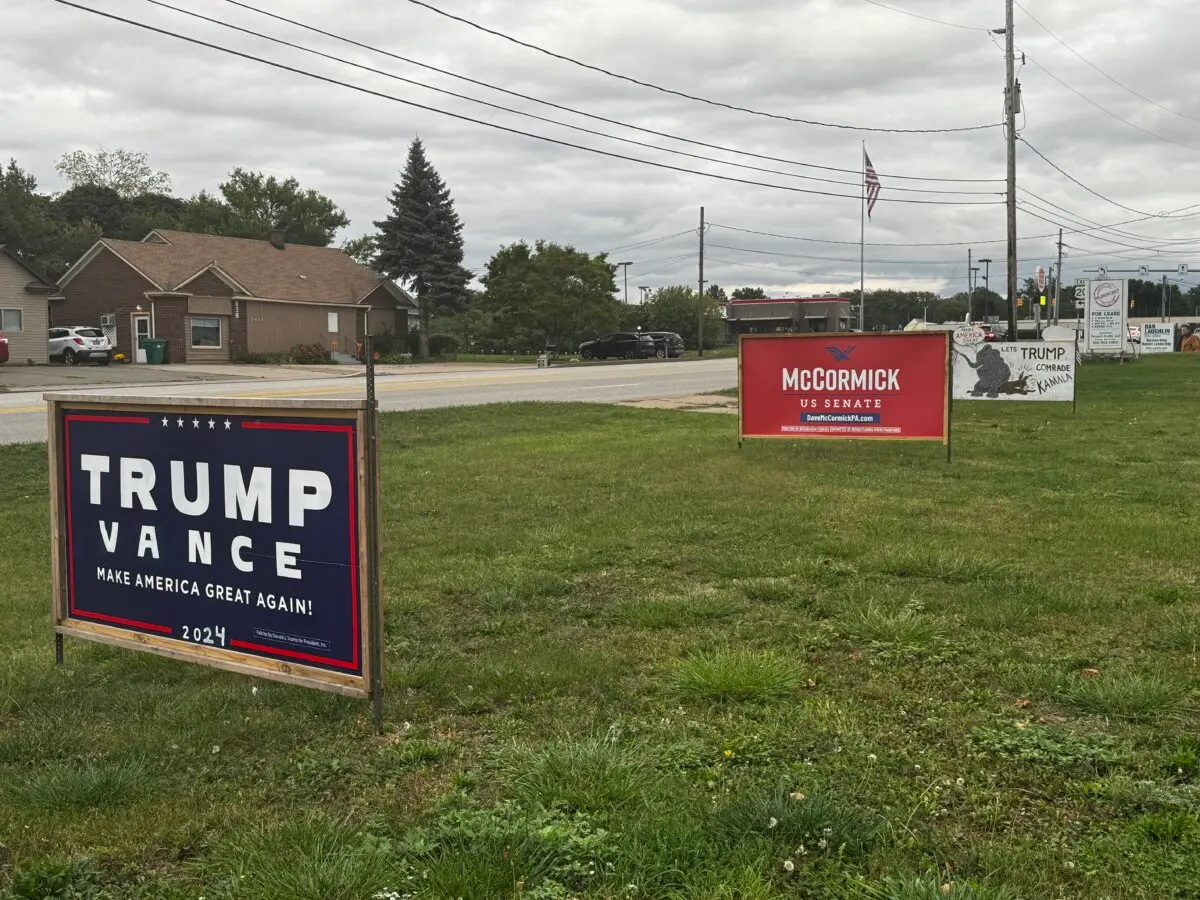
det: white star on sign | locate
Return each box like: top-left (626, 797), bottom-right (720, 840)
top-left (162, 417), bottom-right (169, 427)
top-left (208, 419), bottom-right (216, 429)
top-left (224, 419), bottom-right (232, 430)
top-left (177, 417), bottom-right (184, 427)
top-left (192, 418), bottom-right (200, 428)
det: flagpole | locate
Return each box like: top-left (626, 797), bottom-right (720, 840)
top-left (859, 141), bottom-right (866, 333)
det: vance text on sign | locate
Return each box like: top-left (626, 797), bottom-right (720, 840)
top-left (47, 396), bottom-right (376, 697)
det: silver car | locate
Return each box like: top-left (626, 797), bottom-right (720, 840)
top-left (49, 326), bottom-right (114, 366)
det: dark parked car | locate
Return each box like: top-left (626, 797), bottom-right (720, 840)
top-left (645, 331), bottom-right (685, 358)
top-left (578, 332), bottom-right (658, 360)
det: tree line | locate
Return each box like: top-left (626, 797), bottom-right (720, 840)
top-left (9, 143), bottom-right (1195, 359)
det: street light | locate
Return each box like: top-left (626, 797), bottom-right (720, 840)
top-left (616, 261), bottom-right (633, 304)
top-left (638, 286), bottom-right (651, 302)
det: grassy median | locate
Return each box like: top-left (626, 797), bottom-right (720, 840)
top-left (1, 357), bottom-right (1199, 899)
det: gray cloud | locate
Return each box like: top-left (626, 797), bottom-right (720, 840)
top-left (4, 0), bottom-right (1199, 299)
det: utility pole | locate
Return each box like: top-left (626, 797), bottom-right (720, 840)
top-left (1162, 274), bottom-right (1169, 321)
top-left (999, 1), bottom-right (1019, 342)
top-left (1053, 229), bottom-right (1063, 325)
top-left (968, 248), bottom-right (973, 322)
top-left (697, 206), bottom-right (706, 357)
top-left (980, 258), bottom-right (992, 321)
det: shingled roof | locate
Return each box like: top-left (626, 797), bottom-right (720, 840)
top-left (71, 230), bottom-right (410, 306)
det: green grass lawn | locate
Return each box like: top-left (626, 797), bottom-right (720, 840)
top-left (2, 357), bottom-right (1200, 899)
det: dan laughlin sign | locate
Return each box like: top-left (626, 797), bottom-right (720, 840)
top-left (738, 332), bottom-right (950, 441)
top-left (47, 396), bottom-right (376, 697)
top-left (951, 327), bottom-right (1075, 402)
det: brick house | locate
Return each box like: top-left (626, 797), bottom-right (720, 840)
top-left (0, 246), bottom-right (56, 364)
top-left (52, 230), bottom-right (414, 364)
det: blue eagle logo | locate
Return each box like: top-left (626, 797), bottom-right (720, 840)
top-left (825, 346), bottom-right (856, 361)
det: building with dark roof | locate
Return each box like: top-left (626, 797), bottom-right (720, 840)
top-left (723, 296), bottom-right (854, 340)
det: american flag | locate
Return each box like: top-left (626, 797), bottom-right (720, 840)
top-left (864, 150), bottom-right (881, 219)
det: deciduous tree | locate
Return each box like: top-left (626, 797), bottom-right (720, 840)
top-left (479, 241), bottom-right (619, 350)
top-left (55, 147), bottom-right (171, 198)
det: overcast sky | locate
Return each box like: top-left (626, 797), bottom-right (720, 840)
top-left (4, 0), bottom-right (1200, 300)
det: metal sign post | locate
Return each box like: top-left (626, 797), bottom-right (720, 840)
top-left (364, 335), bottom-right (385, 734)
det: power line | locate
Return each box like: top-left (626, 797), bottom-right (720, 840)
top-left (141, 0), bottom-right (994, 197)
top-left (221, 0), bottom-right (1002, 185)
top-left (1023, 54), bottom-right (1200, 152)
top-left (706, 242), bottom-right (963, 266)
top-left (52, 0), bottom-right (1005, 208)
top-left (706, 256), bottom-right (964, 282)
top-left (1015, 0), bottom-right (1200, 125)
top-left (600, 230), bottom-right (697, 254)
top-left (402, 0), bottom-right (1002, 134)
top-left (710, 222), bottom-right (1007, 248)
top-left (1019, 138), bottom-right (1154, 216)
top-left (860, 0), bottom-right (991, 33)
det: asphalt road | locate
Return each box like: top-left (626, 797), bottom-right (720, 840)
top-left (0, 359), bottom-right (738, 445)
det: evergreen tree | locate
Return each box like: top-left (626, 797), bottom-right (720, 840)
top-left (374, 139), bottom-right (470, 358)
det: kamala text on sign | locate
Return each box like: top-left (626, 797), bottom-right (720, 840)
top-left (739, 332), bottom-right (950, 442)
top-left (47, 395), bottom-right (378, 697)
top-left (952, 334), bottom-right (1075, 401)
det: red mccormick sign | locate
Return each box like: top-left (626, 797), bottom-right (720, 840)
top-left (46, 395), bottom-right (377, 697)
top-left (739, 332), bottom-right (950, 442)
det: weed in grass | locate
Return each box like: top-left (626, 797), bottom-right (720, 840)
top-left (874, 550), bottom-right (1013, 584)
top-left (1130, 810), bottom-right (1200, 844)
top-left (710, 781), bottom-right (879, 859)
top-left (1153, 620), bottom-right (1200, 653)
top-left (672, 649), bottom-right (801, 703)
top-left (502, 732), bottom-right (662, 815)
top-left (614, 594), bottom-right (738, 629)
top-left (970, 724), bottom-right (1124, 770)
top-left (397, 802), bottom-right (612, 899)
top-left (12, 758), bottom-right (149, 811)
top-left (664, 866), bottom-right (782, 900)
top-left (1060, 672), bottom-right (1186, 721)
top-left (737, 578), bottom-right (798, 605)
top-left (858, 872), bottom-right (1017, 899)
top-left (840, 600), bottom-right (943, 651)
top-left (202, 818), bottom-right (396, 900)
top-left (1165, 741), bottom-right (1199, 782)
top-left (376, 737), bottom-right (454, 775)
top-left (794, 557), bottom-right (859, 586)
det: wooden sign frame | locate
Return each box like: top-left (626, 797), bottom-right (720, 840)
top-left (46, 394), bottom-right (381, 699)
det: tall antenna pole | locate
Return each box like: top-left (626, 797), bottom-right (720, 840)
top-left (859, 141), bottom-right (866, 332)
top-left (1004, 0), bottom-right (1019, 342)
top-left (968, 248), bottom-right (973, 323)
top-left (1054, 229), bottom-right (1063, 325)
top-left (698, 206), bottom-right (706, 357)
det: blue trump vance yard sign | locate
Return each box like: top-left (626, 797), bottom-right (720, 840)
top-left (46, 395), bottom-right (380, 699)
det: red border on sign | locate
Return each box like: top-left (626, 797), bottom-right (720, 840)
top-left (63, 414), bottom-right (169, 634)
top-left (737, 332), bottom-right (951, 443)
top-left (61, 412), bottom-right (361, 672)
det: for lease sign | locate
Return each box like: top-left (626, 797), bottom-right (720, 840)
top-left (1086, 279), bottom-right (1128, 353)
top-left (48, 397), bottom-right (374, 697)
top-left (739, 332), bottom-right (950, 442)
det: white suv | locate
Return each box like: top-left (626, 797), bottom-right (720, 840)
top-left (49, 326), bottom-right (114, 366)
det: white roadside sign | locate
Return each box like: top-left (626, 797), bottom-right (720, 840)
top-left (1085, 279), bottom-right (1129, 354)
top-left (1141, 322), bottom-right (1176, 354)
top-left (952, 339), bottom-right (1075, 401)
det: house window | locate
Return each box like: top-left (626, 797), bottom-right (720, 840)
top-left (190, 317), bottom-right (222, 348)
top-left (327, 311), bottom-right (339, 333)
top-left (1, 309), bottom-right (22, 332)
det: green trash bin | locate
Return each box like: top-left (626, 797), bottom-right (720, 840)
top-left (143, 338), bottom-right (167, 365)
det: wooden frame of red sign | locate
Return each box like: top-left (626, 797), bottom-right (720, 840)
top-left (737, 332), bottom-right (953, 459)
